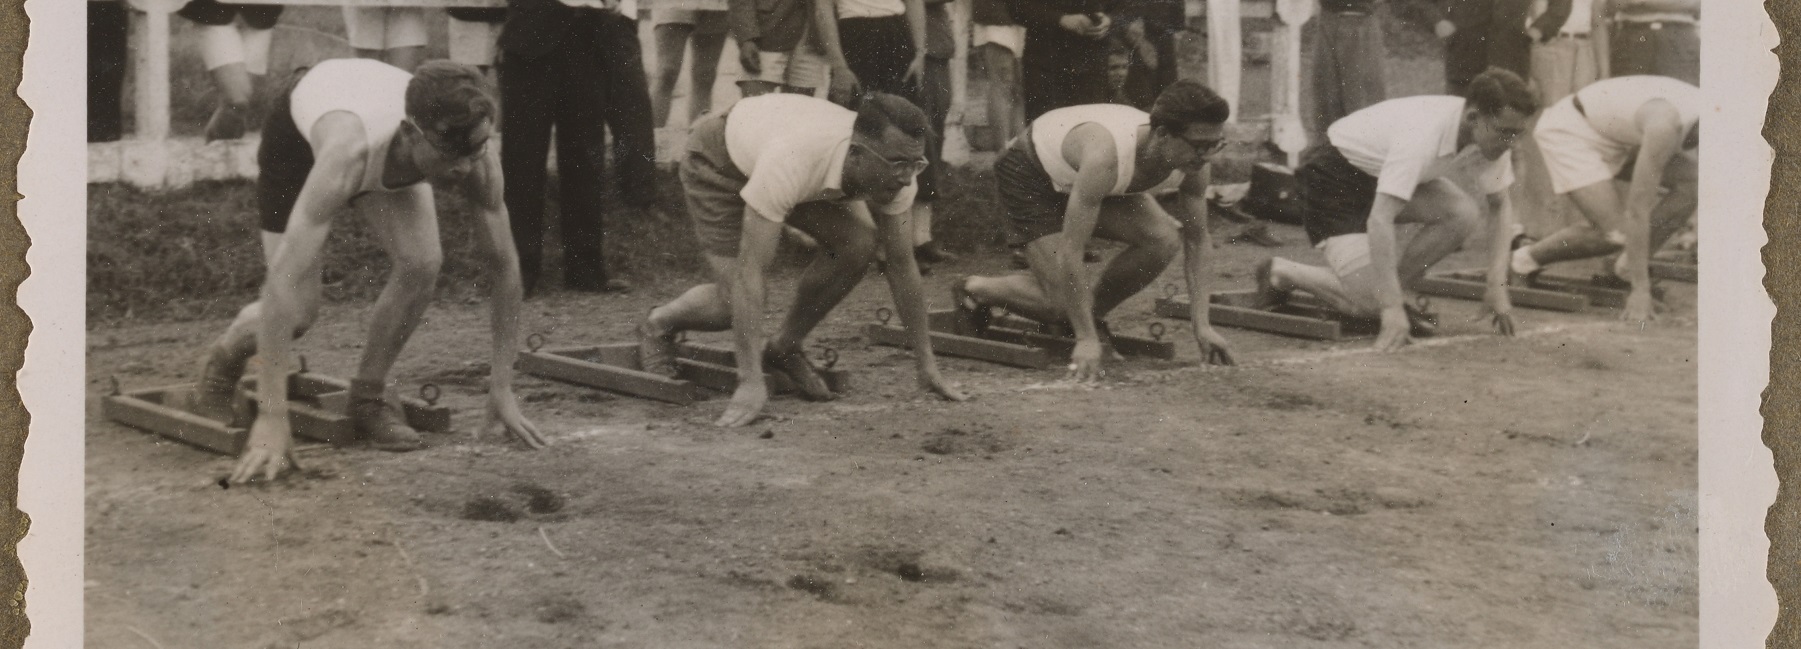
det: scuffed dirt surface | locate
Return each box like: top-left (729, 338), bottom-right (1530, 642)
top-left (86, 226), bottom-right (1697, 648)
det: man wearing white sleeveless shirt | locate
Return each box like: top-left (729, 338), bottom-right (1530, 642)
top-left (1511, 75), bottom-right (1699, 324)
top-left (958, 81), bottom-right (1240, 381)
top-left (1254, 69), bottom-right (1537, 352)
top-left (187, 60), bottom-right (545, 483)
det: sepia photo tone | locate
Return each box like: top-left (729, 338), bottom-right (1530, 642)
top-left (5, 0), bottom-right (1783, 646)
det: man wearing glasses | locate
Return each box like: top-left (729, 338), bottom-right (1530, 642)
top-left (957, 80), bottom-right (1240, 381)
top-left (188, 59), bottom-right (546, 483)
top-left (636, 92), bottom-right (968, 427)
top-left (1251, 68), bottom-right (1538, 352)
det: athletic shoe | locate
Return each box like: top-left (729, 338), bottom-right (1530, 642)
top-left (1229, 223), bottom-right (1285, 247)
top-left (186, 370), bottom-right (242, 426)
top-left (1509, 233), bottom-right (1543, 287)
top-left (951, 276), bottom-right (993, 336)
top-left (203, 103), bottom-right (247, 142)
top-left (1249, 257), bottom-right (1290, 310)
top-left (567, 277), bottom-right (633, 294)
top-left (351, 397), bottom-right (424, 452)
top-left (763, 348), bottom-right (834, 401)
top-left (636, 311), bottom-right (679, 378)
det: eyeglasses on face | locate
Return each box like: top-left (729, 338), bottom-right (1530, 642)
top-left (1178, 133), bottom-right (1228, 156)
top-left (852, 141), bottom-right (929, 177)
top-left (407, 118), bottom-right (490, 159)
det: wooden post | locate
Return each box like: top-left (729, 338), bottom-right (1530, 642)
top-left (1206, 0), bottom-right (1242, 121)
top-left (1269, 0), bottom-right (1314, 167)
top-left (133, 7), bottom-right (172, 142)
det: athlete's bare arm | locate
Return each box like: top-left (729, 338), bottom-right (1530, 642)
top-left (1053, 123), bottom-right (1120, 381)
top-left (1481, 190), bottom-right (1519, 335)
top-left (230, 113), bottom-right (367, 484)
top-left (459, 146), bottom-right (547, 448)
top-left (868, 201), bottom-right (968, 400)
top-left (1620, 99), bottom-right (1687, 324)
top-left (717, 208), bottom-right (788, 427)
top-left (1173, 165), bottom-right (1235, 365)
top-left (1362, 192), bottom-right (1414, 352)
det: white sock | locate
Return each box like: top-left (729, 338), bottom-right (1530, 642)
top-left (1511, 246), bottom-right (1541, 275)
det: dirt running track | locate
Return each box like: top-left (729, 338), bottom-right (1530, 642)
top-left (85, 228), bottom-right (1697, 648)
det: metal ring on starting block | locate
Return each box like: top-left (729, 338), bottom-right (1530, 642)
top-left (1164, 283), bottom-right (1180, 298)
top-left (1148, 322), bottom-right (1166, 341)
top-left (820, 347), bottom-right (839, 369)
top-left (109, 375), bottom-right (122, 396)
top-left (419, 383), bottom-right (441, 406)
top-left (526, 333), bottom-right (546, 353)
top-left (297, 354), bottom-right (309, 373)
top-left (876, 308), bottom-right (893, 325)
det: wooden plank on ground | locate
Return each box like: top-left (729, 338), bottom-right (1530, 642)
top-left (278, 372), bottom-right (453, 433)
top-left (518, 350), bottom-right (699, 405)
top-left (1445, 269), bottom-right (1631, 309)
top-left (1413, 275), bottom-right (1589, 312)
top-left (864, 323), bottom-right (1051, 369)
top-left (103, 388), bottom-right (245, 455)
top-left (1155, 294), bottom-right (1345, 340)
top-left (1650, 261), bottom-right (1697, 283)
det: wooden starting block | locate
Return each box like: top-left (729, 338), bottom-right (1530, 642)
top-left (517, 336), bottom-right (851, 405)
top-left (102, 370), bottom-right (452, 456)
top-left (1413, 272), bottom-right (1590, 312)
top-left (1154, 290), bottom-right (1377, 341)
top-left (1437, 269), bottom-right (1669, 310)
top-left (1649, 261), bottom-right (1696, 283)
top-left (864, 308), bottom-right (1176, 368)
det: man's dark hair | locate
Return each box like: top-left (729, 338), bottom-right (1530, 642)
top-left (1149, 80), bottom-right (1230, 133)
top-left (852, 92), bottom-right (935, 143)
top-left (405, 61), bottom-right (497, 156)
top-left (1466, 68), bottom-right (1537, 118)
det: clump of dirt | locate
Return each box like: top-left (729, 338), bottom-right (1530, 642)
top-left (461, 496), bottom-right (521, 523)
top-left (786, 574), bottom-right (838, 600)
top-left (853, 547), bottom-right (960, 584)
top-left (920, 425), bottom-right (1012, 456)
top-left (1263, 390), bottom-right (1325, 411)
top-left (1228, 488), bottom-right (1429, 516)
top-left (510, 482), bottom-right (566, 514)
top-left (532, 593), bottom-right (587, 624)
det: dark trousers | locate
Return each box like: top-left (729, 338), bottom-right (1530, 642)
top-left (89, 1), bottom-right (129, 142)
top-left (501, 11), bottom-right (645, 292)
top-left (598, 12), bottom-right (659, 207)
top-left (1310, 10), bottom-right (1386, 131)
top-left (1022, 41), bottom-right (1109, 120)
top-left (1443, 29), bottom-right (1488, 94)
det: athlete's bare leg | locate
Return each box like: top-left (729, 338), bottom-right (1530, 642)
top-left (1270, 178), bottom-right (1478, 316)
top-left (190, 230), bottom-right (328, 422)
top-left (351, 184), bottom-right (443, 387)
top-left (964, 195), bottom-right (1178, 324)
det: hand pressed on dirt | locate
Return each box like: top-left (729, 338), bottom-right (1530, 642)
top-left (1194, 326), bottom-right (1237, 366)
top-left (1621, 290), bottom-right (1658, 326)
top-left (1375, 308), bottom-right (1413, 353)
top-left (229, 414), bottom-right (299, 484)
top-left (919, 369), bottom-right (969, 402)
top-left (487, 389), bottom-right (547, 449)
top-left (1068, 339), bottom-right (1105, 383)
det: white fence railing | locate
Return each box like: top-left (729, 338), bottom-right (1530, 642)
top-left (102, 0), bottom-right (1304, 188)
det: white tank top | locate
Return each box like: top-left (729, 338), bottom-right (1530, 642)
top-left (288, 59), bottom-right (416, 194)
top-left (1030, 104), bottom-right (1184, 196)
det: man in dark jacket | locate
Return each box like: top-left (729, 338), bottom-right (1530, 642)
top-left (500, 0), bottom-right (656, 295)
top-left (1435, 0), bottom-right (1497, 94)
top-left (1011, 0), bottom-right (1116, 120)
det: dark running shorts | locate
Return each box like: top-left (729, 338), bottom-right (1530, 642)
top-left (994, 128), bottom-right (1069, 248)
top-left (1297, 144), bottom-right (1379, 246)
top-left (255, 68), bottom-right (314, 234)
top-left (177, 0), bottom-right (283, 29)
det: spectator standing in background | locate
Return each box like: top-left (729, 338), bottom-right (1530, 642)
top-left (600, 2), bottom-right (661, 210)
top-left (912, 0), bottom-right (958, 267)
top-left (1487, 0), bottom-right (1535, 80)
top-left (1604, 0), bottom-right (1696, 85)
top-left (1117, 0), bottom-right (1183, 112)
top-left (971, 0), bottom-right (1025, 145)
top-left (176, 0), bottom-right (285, 141)
top-left (728, 0), bottom-right (831, 96)
top-left (89, 0), bottom-right (129, 142)
top-left (1528, 0), bottom-right (1608, 103)
top-left (814, 0), bottom-right (926, 101)
top-left (651, 0), bottom-right (732, 128)
top-left (1310, 0), bottom-right (1388, 134)
top-left (499, 0), bottom-right (644, 295)
top-left (1012, 0), bottom-right (1115, 121)
top-left (1435, 0), bottom-right (1496, 95)
top-left (343, 5), bottom-right (428, 71)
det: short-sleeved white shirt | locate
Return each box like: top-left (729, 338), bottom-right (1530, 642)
top-left (723, 94), bottom-right (917, 222)
top-left (1326, 95), bottom-right (1515, 201)
top-left (836, 0), bottom-right (907, 19)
